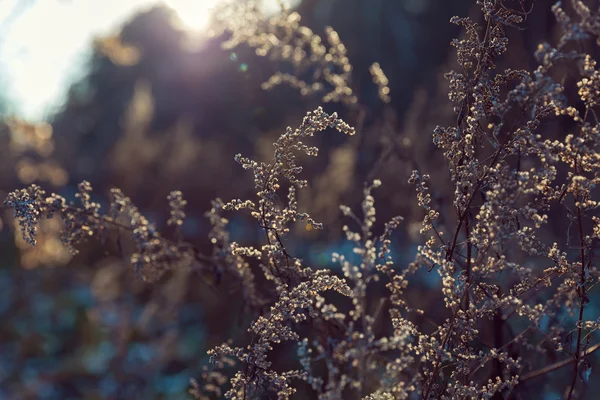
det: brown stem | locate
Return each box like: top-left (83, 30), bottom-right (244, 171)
top-left (460, 213), bottom-right (472, 386)
top-left (62, 203), bottom-right (217, 268)
top-left (522, 343), bottom-right (600, 382)
top-left (490, 307), bottom-right (504, 400)
top-left (464, 214), bottom-right (472, 312)
top-left (422, 311), bottom-right (458, 399)
top-left (446, 146), bottom-right (502, 262)
top-left (566, 196), bottom-right (587, 400)
top-left (423, 145), bottom-right (505, 399)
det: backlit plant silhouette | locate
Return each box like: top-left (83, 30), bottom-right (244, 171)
top-left (5, 0), bottom-right (600, 399)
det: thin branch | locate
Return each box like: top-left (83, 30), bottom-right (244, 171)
top-left (521, 343), bottom-right (600, 382)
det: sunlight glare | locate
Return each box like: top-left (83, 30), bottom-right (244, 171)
top-left (0, 0), bottom-right (300, 120)
top-left (162, 0), bottom-right (221, 32)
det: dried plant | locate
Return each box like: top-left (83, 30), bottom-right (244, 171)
top-left (210, 0), bottom-right (357, 105)
top-left (6, 1), bottom-right (600, 399)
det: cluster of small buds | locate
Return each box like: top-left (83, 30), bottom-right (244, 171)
top-left (552, 1), bottom-right (593, 48)
top-left (362, 179), bottom-right (380, 229)
top-left (206, 199), bottom-right (262, 307)
top-left (408, 170), bottom-right (438, 234)
top-left (363, 391), bottom-right (395, 400)
top-left (369, 62), bottom-right (391, 103)
top-left (230, 242), bottom-right (262, 259)
top-left (444, 71), bottom-right (467, 111)
top-left (296, 339), bottom-right (323, 392)
top-left (578, 55), bottom-right (600, 103)
top-left (167, 190), bottom-right (186, 228)
top-left (211, 2), bottom-right (357, 105)
top-left (108, 187), bottom-right (178, 280)
top-left (224, 107), bottom-right (354, 286)
top-left (205, 271), bottom-right (351, 399)
top-left (377, 215), bottom-right (404, 270)
top-left (335, 180), bottom-right (407, 320)
top-left (593, 216), bottom-right (600, 239)
top-left (4, 184), bottom-right (46, 245)
top-left (60, 181), bottom-right (103, 254)
top-left (449, 16), bottom-right (481, 70)
top-left (5, 182), bottom-right (210, 282)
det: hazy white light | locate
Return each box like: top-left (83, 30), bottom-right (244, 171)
top-left (0, 0), bottom-right (301, 120)
top-left (163, 0), bottom-right (221, 31)
top-left (0, 0), bottom-right (152, 120)
top-left (164, 0), bottom-right (301, 32)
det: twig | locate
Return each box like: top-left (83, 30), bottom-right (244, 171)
top-left (521, 343), bottom-right (600, 382)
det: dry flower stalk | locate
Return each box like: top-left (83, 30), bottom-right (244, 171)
top-left (6, 1), bottom-right (600, 399)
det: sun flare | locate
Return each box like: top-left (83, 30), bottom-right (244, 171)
top-left (0, 0), bottom-right (299, 120)
top-left (162, 0), bottom-right (221, 31)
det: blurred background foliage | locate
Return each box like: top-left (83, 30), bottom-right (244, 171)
top-left (0, 0), bottom-right (592, 399)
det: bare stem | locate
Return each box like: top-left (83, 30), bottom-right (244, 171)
top-left (566, 154), bottom-right (588, 400)
top-left (522, 343), bottom-right (600, 382)
top-left (566, 197), bottom-right (587, 400)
